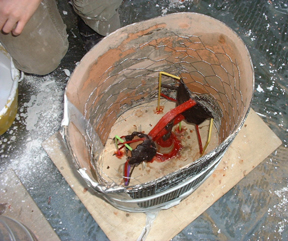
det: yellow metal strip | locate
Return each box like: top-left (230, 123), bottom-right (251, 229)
top-left (157, 71), bottom-right (181, 111)
top-left (202, 118), bottom-right (214, 155)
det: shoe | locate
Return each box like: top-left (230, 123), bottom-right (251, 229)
top-left (77, 17), bottom-right (104, 52)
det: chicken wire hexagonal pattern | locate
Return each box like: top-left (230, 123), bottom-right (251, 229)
top-left (63, 13), bottom-right (254, 212)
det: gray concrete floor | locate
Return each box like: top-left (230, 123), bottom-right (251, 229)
top-left (1, 0), bottom-right (288, 240)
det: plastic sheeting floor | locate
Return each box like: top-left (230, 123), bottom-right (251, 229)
top-left (0, 0), bottom-right (287, 240)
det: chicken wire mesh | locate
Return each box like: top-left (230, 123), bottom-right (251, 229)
top-left (62, 12), bottom-right (254, 212)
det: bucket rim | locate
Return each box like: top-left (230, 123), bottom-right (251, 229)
top-left (0, 45), bottom-right (22, 117)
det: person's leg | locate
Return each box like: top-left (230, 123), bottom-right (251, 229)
top-left (72, 0), bottom-right (123, 36)
top-left (0, 0), bottom-right (68, 75)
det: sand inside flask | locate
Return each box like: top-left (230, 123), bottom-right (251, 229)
top-left (98, 98), bottom-right (219, 186)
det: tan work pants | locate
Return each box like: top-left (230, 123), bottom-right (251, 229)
top-left (0, 0), bottom-right (122, 75)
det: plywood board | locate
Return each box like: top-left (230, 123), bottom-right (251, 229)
top-left (0, 169), bottom-right (60, 241)
top-left (42, 110), bottom-right (282, 240)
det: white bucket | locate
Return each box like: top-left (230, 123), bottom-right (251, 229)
top-left (0, 44), bottom-right (23, 135)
